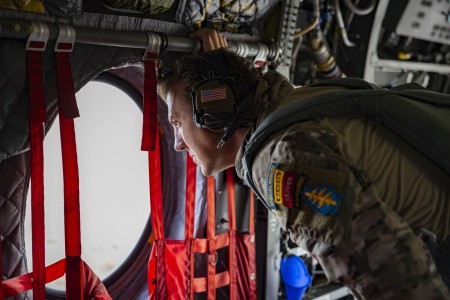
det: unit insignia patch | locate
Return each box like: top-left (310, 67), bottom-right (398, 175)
top-left (302, 184), bottom-right (342, 216)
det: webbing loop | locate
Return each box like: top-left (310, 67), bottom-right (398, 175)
top-left (26, 24), bottom-right (49, 299)
top-left (55, 25), bottom-right (84, 299)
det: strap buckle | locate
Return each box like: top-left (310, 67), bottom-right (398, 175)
top-left (26, 22), bottom-right (49, 51)
top-left (55, 24), bottom-right (76, 53)
top-left (208, 252), bottom-right (218, 266)
top-left (144, 32), bottom-right (162, 58)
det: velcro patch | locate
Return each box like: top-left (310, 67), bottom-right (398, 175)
top-left (266, 162), bottom-right (278, 209)
top-left (303, 184), bottom-right (342, 216)
top-left (267, 162), bottom-right (308, 210)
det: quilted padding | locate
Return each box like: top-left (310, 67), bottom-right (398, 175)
top-left (0, 152), bottom-right (31, 300)
top-left (0, 38), bottom-right (145, 163)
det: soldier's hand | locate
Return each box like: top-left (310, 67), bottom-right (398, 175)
top-left (189, 28), bottom-right (228, 52)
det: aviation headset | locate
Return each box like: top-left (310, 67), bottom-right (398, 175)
top-left (191, 48), bottom-right (254, 148)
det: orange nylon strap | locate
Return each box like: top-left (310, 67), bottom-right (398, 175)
top-left (226, 168), bottom-right (237, 299)
top-left (148, 128), bottom-right (164, 240)
top-left (206, 176), bottom-right (216, 300)
top-left (249, 191), bottom-right (255, 234)
top-left (55, 44), bottom-right (83, 300)
top-left (192, 271), bottom-right (230, 293)
top-left (185, 155), bottom-right (196, 239)
top-left (27, 47), bottom-right (47, 300)
top-left (193, 233), bottom-right (229, 253)
top-left (185, 154), bottom-right (196, 299)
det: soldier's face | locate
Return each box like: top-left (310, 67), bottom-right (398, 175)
top-left (166, 83), bottom-right (236, 176)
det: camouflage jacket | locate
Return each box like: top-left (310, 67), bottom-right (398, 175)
top-left (235, 72), bottom-right (450, 299)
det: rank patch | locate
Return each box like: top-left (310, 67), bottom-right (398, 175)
top-left (303, 184), bottom-right (342, 216)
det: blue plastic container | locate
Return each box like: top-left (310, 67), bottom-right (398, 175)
top-left (280, 256), bottom-right (312, 300)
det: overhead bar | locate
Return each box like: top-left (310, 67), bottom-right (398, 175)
top-left (0, 18), bottom-right (275, 59)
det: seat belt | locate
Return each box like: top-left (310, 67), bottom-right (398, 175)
top-left (54, 24), bottom-right (84, 300)
top-left (26, 22), bottom-right (49, 300)
top-left (185, 155), bottom-right (196, 299)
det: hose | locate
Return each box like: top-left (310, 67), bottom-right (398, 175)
top-left (343, 0), bottom-right (376, 16)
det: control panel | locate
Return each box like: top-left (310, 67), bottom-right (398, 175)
top-left (396, 0), bottom-right (450, 45)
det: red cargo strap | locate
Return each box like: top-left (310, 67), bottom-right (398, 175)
top-left (148, 127), bottom-right (164, 239)
top-left (141, 53), bottom-right (159, 151)
top-left (226, 169), bottom-right (237, 299)
top-left (185, 155), bottom-right (196, 239)
top-left (2, 259), bottom-right (66, 297)
top-left (206, 176), bottom-right (216, 300)
top-left (185, 154), bottom-right (196, 298)
top-left (27, 48), bottom-right (47, 300)
top-left (56, 47), bottom-right (84, 300)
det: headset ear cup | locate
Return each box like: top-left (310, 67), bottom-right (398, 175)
top-left (191, 79), bottom-right (236, 129)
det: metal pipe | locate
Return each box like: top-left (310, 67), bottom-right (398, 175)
top-left (294, 0), bottom-right (320, 39)
top-left (0, 18), bottom-right (274, 58)
top-left (343, 0), bottom-right (376, 16)
top-left (334, 0), bottom-right (356, 47)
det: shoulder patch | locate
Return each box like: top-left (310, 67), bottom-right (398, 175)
top-left (303, 184), bottom-right (342, 216)
top-left (266, 162), bottom-right (278, 209)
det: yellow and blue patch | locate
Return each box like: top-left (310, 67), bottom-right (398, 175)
top-left (267, 162), bottom-right (308, 210)
top-left (302, 184), bottom-right (342, 216)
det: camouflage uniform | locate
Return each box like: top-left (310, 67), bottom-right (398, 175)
top-left (236, 72), bottom-right (450, 299)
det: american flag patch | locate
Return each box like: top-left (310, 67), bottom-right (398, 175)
top-left (201, 87), bottom-right (227, 102)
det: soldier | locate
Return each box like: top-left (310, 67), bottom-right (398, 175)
top-left (159, 29), bottom-right (450, 299)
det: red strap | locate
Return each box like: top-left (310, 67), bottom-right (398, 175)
top-left (192, 271), bottom-right (230, 293)
top-left (249, 191), bottom-right (255, 234)
top-left (148, 128), bottom-right (164, 239)
top-left (56, 51), bottom-right (84, 300)
top-left (193, 233), bottom-right (229, 253)
top-left (226, 169), bottom-right (237, 299)
top-left (141, 53), bottom-right (159, 151)
top-left (206, 176), bottom-right (216, 300)
top-left (3, 259), bottom-right (66, 297)
top-left (185, 155), bottom-right (196, 239)
top-left (27, 49), bottom-right (47, 300)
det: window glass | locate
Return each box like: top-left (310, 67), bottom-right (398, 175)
top-left (25, 81), bottom-right (149, 290)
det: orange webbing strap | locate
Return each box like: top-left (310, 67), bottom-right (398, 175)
top-left (206, 176), bottom-right (216, 300)
top-left (193, 233), bottom-right (229, 253)
top-left (226, 168), bottom-right (237, 299)
top-left (142, 52), bottom-right (164, 240)
top-left (185, 155), bottom-right (196, 299)
top-left (143, 52), bottom-right (165, 297)
top-left (185, 155), bottom-right (196, 239)
top-left (249, 191), bottom-right (255, 235)
top-left (55, 34), bottom-right (84, 300)
top-left (27, 44), bottom-right (47, 300)
top-left (193, 271), bottom-right (230, 293)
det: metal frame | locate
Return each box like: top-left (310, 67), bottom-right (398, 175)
top-left (0, 18), bottom-right (274, 59)
top-left (364, 0), bottom-right (450, 83)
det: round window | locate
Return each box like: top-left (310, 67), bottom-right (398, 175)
top-left (24, 80), bottom-right (150, 291)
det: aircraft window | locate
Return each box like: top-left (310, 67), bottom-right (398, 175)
top-left (24, 80), bottom-right (149, 291)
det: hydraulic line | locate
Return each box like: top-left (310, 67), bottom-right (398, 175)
top-left (343, 0), bottom-right (376, 16)
top-left (334, 0), bottom-right (356, 47)
top-left (294, 0), bottom-right (320, 39)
